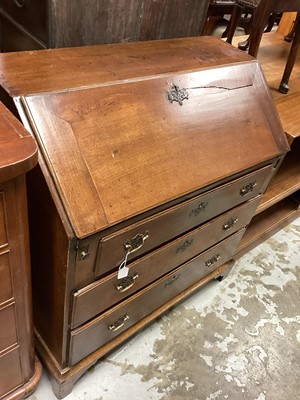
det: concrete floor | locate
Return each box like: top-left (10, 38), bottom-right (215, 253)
top-left (27, 216), bottom-right (300, 400)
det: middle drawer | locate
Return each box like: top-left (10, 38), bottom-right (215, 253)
top-left (71, 196), bottom-right (260, 328)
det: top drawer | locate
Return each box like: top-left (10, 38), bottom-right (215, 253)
top-left (1, 0), bottom-right (47, 43)
top-left (90, 165), bottom-right (272, 277)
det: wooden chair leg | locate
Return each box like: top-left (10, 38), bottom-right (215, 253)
top-left (284, 13), bottom-right (299, 42)
top-left (279, 16), bottom-right (300, 94)
top-left (248, 1), bottom-right (272, 57)
top-left (226, 5), bottom-right (243, 44)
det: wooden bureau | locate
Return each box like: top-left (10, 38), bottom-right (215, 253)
top-left (0, 103), bottom-right (41, 399)
top-left (0, 37), bottom-right (290, 397)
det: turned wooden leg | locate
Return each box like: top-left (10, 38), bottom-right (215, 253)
top-left (284, 13), bottom-right (299, 42)
top-left (279, 16), bottom-right (300, 94)
top-left (248, 1), bottom-right (272, 57)
top-left (226, 5), bottom-right (243, 44)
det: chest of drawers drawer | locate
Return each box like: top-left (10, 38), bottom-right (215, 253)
top-left (72, 196), bottom-right (260, 328)
top-left (2, 37), bottom-right (290, 397)
top-left (90, 165), bottom-right (272, 278)
top-left (70, 228), bottom-right (245, 365)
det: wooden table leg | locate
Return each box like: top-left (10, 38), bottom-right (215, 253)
top-left (279, 16), bottom-right (300, 93)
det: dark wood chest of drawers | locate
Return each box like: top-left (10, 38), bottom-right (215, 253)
top-left (0, 37), bottom-right (289, 398)
top-left (0, 0), bottom-right (209, 51)
top-left (0, 103), bottom-right (41, 399)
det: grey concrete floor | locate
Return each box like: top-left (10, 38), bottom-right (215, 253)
top-left (28, 216), bottom-right (300, 400)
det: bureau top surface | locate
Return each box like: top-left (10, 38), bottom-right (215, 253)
top-left (8, 37), bottom-right (288, 238)
top-left (0, 36), bottom-right (252, 97)
top-left (15, 37), bottom-right (289, 238)
top-left (0, 102), bottom-right (37, 182)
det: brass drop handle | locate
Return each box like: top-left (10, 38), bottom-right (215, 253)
top-left (116, 273), bottom-right (139, 293)
top-left (165, 273), bottom-right (181, 288)
top-left (124, 231), bottom-right (149, 255)
top-left (240, 181), bottom-right (257, 196)
top-left (190, 201), bottom-right (208, 217)
top-left (108, 314), bottom-right (129, 332)
top-left (223, 217), bottom-right (238, 231)
top-left (176, 239), bottom-right (193, 253)
top-left (205, 254), bottom-right (221, 268)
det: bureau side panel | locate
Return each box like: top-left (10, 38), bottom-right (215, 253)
top-left (0, 177), bottom-right (34, 389)
top-left (27, 164), bottom-right (73, 367)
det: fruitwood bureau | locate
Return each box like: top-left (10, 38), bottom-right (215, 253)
top-left (0, 37), bottom-right (290, 397)
top-left (0, 103), bottom-right (41, 399)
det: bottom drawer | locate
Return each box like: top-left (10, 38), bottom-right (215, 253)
top-left (69, 229), bottom-right (244, 365)
top-left (0, 346), bottom-right (23, 398)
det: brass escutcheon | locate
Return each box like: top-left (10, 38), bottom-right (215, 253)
top-left (167, 85), bottom-right (189, 106)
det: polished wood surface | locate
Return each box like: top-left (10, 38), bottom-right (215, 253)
top-left (233, 31), bottom-right (300, 140)
top-left (23, 58), bottom-right (287, 238)
top-left (257, 141), bottom-right (300, 213)
top-left (70, 230), bottom-right (244, 366)
top-left (0, 38), bottom-right (289, 397)
top-left (0, 103), bottom-right (37, 182)
top-left (72, 198), bottom-right (260, 328)
top-left (234, 31), bottom-right (300, 254)
top-left (0, 37), bottom-right (251, 98)
top-left (0, 102), bottom-right (41, 399)
top-left (96, 165), bottom-right (272, 277)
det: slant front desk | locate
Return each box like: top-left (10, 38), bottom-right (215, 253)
top-left (0, 37), bottom-right (289, 397)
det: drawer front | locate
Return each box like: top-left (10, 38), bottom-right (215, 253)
top-left (0, 250), bottom-right (13, 304)
top-left (93, 165), bottom-right (272, 277)
top-left (0, 303), bottom-right (18, 353)
top-left (72, 197), bottom-right (260, 327)
top-left (1, 0), bottom-right (47, 42)
top-left (70, 229), bottom-right (244, 365)
top-left (0, 347), bottom-right (23, 398)
top-left (0, 17), bottom-right (45, 51)
top-left (0, 192), bottom-right (8, 247)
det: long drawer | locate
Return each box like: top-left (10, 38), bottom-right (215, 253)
top-left (92, 165), bottom-right (272, 277)
top-left (69, 229), bottom-right (244, 365)
top-left (72, 196), bottom-right (260, 328)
